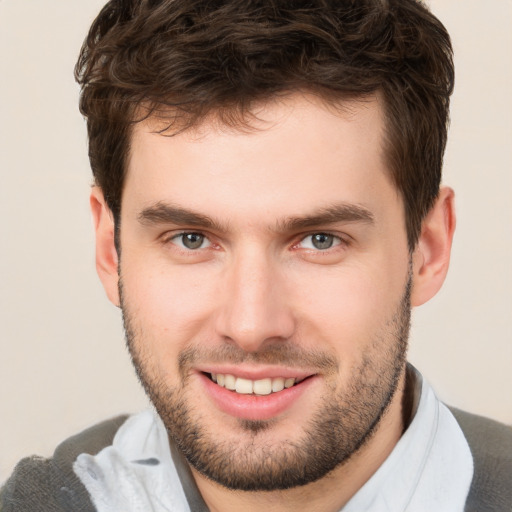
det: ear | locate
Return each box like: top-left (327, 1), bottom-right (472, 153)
top-left (90, 187), bottom-right (120, 307)
top-left (411, 187), bottom-right (456, 307)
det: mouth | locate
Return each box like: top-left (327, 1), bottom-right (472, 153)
top-left (205, 372), bottom-right (309, 396)
top-left (199, 369), bottom-right (318, 420)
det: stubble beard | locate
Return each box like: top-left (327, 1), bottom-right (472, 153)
top-left (120, 276), bottom-right (411, 491)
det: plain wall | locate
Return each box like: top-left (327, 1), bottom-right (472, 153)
top-left (1, 0), bottom-right (511, 482)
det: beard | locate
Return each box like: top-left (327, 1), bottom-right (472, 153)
top-left (120, 275), bottom-right (411, 492)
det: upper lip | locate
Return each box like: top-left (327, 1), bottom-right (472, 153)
top-left (195, 365), bottom-right (316, 381)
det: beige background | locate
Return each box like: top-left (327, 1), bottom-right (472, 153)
top-left (1, 0), bottom-right (511, 483)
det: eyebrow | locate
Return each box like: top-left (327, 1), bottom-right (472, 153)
top-left (138, 201), bottom-right (374, 232)
top-left (276, 203), bottom-right (374, 232)
top-left (138, 202), bottom-right (227, 231)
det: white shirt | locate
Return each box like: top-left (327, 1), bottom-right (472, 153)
top-left (343, 370), bottom-right (473, 511)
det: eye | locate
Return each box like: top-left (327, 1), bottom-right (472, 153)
top-left (171, 232), bottom-right (211, 250)
top-left (298, 233), bottom-right (342, 250)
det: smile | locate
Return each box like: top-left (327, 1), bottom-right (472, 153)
top-left (200, 369), bottom-right (317, 420)
top-left (209, 373), bottom-right (306, 395)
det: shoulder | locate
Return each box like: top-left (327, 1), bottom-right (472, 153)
top-left (449, 407), bottom-right (512, 512)
top-left (0, 415), bottom-right (129, 512)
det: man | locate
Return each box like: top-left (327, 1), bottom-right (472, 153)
top-left (1, 0), bottom-right (511, 510)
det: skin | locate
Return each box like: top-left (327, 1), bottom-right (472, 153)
top-left (91, 93), bottom-right (455, 512)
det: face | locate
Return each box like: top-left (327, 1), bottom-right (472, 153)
top-left (117, 94), bottom-right (412, 490)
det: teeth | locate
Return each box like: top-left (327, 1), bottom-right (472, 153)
top-left (272, 377), bottom-right (285, 393)
top-left (253, 378), bottom-right (272, 395)
top-left (224, 374), bottom-right (236, 391)
top-left (284, 378), bottom-right (295, 389)
top-left (211, 374), bottom-right (299, 395)
top-left (235, 377), bottom-right (253, 394)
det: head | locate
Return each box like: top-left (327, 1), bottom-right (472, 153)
top-left (79, 0), bottom-right (456, 495)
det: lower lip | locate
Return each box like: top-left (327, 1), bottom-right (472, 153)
top-left (199, 373), bottom-right (316, 421)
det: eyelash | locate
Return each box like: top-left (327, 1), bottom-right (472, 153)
top-left (162, 230), bottom-right (349, 254)
top-left (294, 232), bottom-right (348, 252)
top-left (163, 232), bottom-right (213, 251)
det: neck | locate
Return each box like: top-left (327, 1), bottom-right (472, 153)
top-left (192, 370), bottom-right (408, 512)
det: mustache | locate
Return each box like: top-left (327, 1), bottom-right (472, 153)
top-left (178, 343), bottom-right (339, 375)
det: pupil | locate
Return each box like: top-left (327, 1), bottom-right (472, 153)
top-left (312, 233), bottom-right (333, 250)
top-left (183, 233), bottom-right (203, 249)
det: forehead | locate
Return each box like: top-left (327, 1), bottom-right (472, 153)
top-left (124, 93), bottom-right (399, 226)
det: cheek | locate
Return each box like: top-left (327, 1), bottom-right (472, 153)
top-left (120, 257), bottom-right (220, 356)
top-left (292, 262), bottom-right (407, 354)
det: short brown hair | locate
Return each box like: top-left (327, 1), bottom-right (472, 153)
top-left (75, 0), bottom-right (454, 249)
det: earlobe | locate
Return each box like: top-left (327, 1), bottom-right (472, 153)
top-left (411, 187), bottom-right (456, 307)
top-left (90, 187), bottom-right (121, 307)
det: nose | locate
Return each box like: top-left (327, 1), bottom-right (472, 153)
top-left (215, 247), bottom-right (296, 352)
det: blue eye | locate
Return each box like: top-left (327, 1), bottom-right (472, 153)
top-left (172, 232), bottom-right (210, 250)
top-left (299, 233), bottom-right (341, 250)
